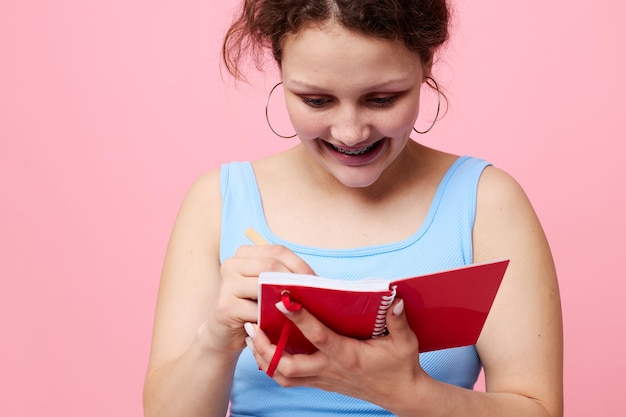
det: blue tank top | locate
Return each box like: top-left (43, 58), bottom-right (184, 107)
top-left (220, 156), bottom-right (491, 417)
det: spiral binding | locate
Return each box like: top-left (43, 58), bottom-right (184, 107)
top-left (372, 286), bottom-right (397, 338)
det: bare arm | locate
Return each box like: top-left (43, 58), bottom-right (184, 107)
top-left (143, 169), bottom-right (316, 417)
top-left (143, 170), bottom-right (238, 417)
top-left (472, 166), bottom-right (563, 416)
top-left (389, 166), bottom-right (563, 417)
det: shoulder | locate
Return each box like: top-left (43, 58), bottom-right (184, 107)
top-left (475, 165), bottom-right (536, 227)
top-left (476, 165), bottom-right (532, 219)
top-left (182, 167), bottom-right (223, 217)
top-left (473, 166), bottom-right (546, 260)
top-left (473, 164), bottom-right (557, 270)
top-left (168, 167), bottom-right (224, 260)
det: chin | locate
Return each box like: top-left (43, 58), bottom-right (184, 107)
top-left (332, 168), bottom-right (385, 189)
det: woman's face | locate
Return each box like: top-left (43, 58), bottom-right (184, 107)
top-left (281, 22), bottom-right (428, 189)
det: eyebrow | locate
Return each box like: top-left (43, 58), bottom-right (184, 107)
top-left (288, 78), bottom-right (411, 91)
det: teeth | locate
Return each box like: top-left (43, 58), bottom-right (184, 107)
top-left (332, 143), bottom-right (376, 156)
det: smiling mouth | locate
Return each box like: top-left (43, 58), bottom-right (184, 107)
top-left (328, 140), bottom-right (382, 156)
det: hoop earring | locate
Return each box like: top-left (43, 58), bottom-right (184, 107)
top-left (265, 82), bottom-right (297, 139)
top-left (413, 77), bottom-right (441, 135)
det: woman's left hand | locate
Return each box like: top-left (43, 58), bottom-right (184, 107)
top-left (245, 298), bottom-right (429, 407)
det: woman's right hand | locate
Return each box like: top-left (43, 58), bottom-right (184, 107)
top-left (198, 244), bottom-right (315, 354)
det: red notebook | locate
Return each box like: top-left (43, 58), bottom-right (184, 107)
top-left (258, 259), bottom-right (509, 373)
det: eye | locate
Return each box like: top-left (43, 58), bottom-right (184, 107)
top-left (302, 97), bottom-right (332, 108)
top-left (368, 96), bottom-right (398, 107)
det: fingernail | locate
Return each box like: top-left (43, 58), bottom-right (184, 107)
top-left (244, 322), bottom-right (256, 339)
top-left (393, 299), bottom-right (404, 316)
top-left (245, 336), bottom-right (255, 353)
top-left (275, 301), bottom-right (291, 315)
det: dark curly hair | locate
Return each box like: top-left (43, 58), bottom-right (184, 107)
top-left (222, 0), bottom-right (450, 80)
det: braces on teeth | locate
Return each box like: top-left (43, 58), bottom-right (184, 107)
top-left (333, 143), bottom-right (376, 156)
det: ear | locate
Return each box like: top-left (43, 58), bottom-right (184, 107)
top-left (422, 55), bottom-right (434, 80)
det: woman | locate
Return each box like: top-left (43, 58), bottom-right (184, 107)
top-left (143, 1), bottom-right (563, 416)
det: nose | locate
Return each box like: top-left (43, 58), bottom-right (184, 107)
top-left (329, 105), bottom-right (370, 146)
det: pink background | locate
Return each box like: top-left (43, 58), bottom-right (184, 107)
top-left (1, 1), bottom-right (624, 415)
